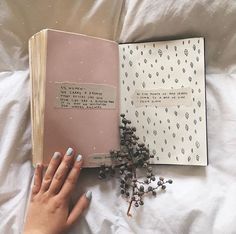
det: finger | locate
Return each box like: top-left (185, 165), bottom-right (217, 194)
top-left (58, 154), bottom-right (83, 199)
top-left (66, 191), bottom-right (92, 227)
top-left (48, 147), bottom-right (75, 194)
top-left (32, 164), bottom-right (44, 197)
top-left (40, 152), bottom-right (62, 192)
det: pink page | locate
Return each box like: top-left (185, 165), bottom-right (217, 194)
top-left (43, 30), bottom-right (120, 167)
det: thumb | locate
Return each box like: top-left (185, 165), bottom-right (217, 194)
top-left (66, 191), bottom-right (92, 227)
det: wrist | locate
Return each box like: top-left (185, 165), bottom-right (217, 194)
top-left (23, 230), bottom-right (44, 234)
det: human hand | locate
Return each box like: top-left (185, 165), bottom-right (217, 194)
top-left (23, 148), bottom-right (92, 234)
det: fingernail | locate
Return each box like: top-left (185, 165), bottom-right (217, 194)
top-left (76, 154), bottom-right (82, 162)
top-left (53, 152), bottom-right (61, 159)
top-left (66, 147), bottom-right (73, 156)
top-left (85, 191), bottom-right (92, 201)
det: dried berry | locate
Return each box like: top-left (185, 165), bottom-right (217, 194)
top-left (98, 115), bottom-right (172, 216)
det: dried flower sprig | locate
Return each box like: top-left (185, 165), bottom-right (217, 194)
top-left (98, 114), bottom-right (172, 216)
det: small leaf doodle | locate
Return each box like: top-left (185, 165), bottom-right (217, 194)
top-left (158, 49), bottom-right (163, 57)
top-left (185, 112), bottom-right (189, 119)
top-left (197, 101), bottom-right (201, 107)
top-left (143, 136), bottom-right (146, 142)
top-left (185, 124), bottom-right (189, 131)
top-left (184, 49), bottom-right (188, 56)
top-left (153, 130), bottom-right (157, 136)
top-left (195, 141), bottom-right (200, 148)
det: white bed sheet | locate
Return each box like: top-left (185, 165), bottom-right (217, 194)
top-left (0, 1), bottom-right (236, 233)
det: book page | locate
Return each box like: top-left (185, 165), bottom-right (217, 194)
top-left (119, 38), bottom-right (207, 166)
top-left (43, 30), bottom-right (120, 167)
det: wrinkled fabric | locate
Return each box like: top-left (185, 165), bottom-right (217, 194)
top-left (0, 1), bottom-right (236, 234)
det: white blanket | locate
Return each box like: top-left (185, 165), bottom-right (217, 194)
top-left (1, 1), bottom-right (236, 233)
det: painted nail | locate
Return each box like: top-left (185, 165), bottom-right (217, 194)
top-left (66, 147), bottom-right (73, 156)
top-left (76, 154), bottom-right (82, 162)
top-left (53, 152), bottom-right (61, 159)
top-left (85, 191), bottom-right (92, 201)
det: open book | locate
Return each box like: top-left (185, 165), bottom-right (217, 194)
top-left (29, 29), bottom-right (208, 167)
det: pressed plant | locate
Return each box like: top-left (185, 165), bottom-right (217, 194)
top-left (98, 114), bottom-right (172, 216)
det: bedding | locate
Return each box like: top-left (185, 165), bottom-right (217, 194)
top-left (0, 0), bottom-right (236, 233)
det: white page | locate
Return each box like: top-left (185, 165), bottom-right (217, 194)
top-left (119, 38), bottom-right (207, 166)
